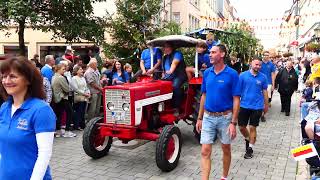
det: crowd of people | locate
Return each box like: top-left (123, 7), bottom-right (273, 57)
top-left (1, 34), bottom-right (320, 179)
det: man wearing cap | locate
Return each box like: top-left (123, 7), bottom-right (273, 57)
top-left (196, 44), bottom-right (240, 180)
top-left (259, 52), bottom-right (276, 122)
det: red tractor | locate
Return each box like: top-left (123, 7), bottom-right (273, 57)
top-left (82, 35), bottom-right (204, 172)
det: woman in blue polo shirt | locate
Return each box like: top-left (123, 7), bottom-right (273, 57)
top-left (0, 57), bottom-right (56, 180)
top-left (111, 60), bottom-right (130, 85)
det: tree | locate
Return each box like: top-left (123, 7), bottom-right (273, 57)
top-left (104, 0), bottom-right (162, 60)
top-left (0, 0), bottom-right (106, 56)
top-left (215, 23), bottom-right (260, 63)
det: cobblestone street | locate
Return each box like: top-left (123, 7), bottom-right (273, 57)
top-left (51, 92), bottom-right (302, 180)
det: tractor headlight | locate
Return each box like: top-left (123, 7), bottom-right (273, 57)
top-left (107, 102), bottom-right (115, 110)
top-left (122, 103), bottom-right (130, 111)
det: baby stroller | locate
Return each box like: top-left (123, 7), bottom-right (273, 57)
top-left (301, 100), bottom-right (320, 177)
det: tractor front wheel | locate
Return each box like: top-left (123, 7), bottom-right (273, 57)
top-left (156, 125), bottom-right (182, 172)
top-left (82, 117), bottom-right (112, 159)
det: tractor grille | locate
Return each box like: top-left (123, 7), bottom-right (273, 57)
top-left (105, 89), bottom-right (131, 125)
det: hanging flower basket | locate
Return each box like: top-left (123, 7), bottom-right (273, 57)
top-left (305, 43), bottom-right (320, 52)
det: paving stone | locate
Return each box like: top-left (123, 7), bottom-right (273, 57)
top-left (50, 92), bottom-right (301, 180)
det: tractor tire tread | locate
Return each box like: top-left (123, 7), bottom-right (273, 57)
top-left (156, 125), bottom-right (182, 172)
top-left (82, 117), bottom-right (112, 159)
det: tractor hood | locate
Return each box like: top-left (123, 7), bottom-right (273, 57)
top-left (104, 80), bottom-right (173, 101)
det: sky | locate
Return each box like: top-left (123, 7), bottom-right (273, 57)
top-left (230, 0), bottom-right (294, 49)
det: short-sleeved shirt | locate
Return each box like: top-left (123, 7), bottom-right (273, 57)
top-left (112, 71), bottom-right (129, 84)
top-left (0, 97), bottom-right (56, 180)
top-left (201, 65), bottom-right (241, 112)
top-left (310, 63), bottom-right (320, 81)
top-left (206, 40), bottom-right (220, 51)
top-left (84, 67), bottom-right (101, 94)
top-left (198, 53), bottom-right (211, 69)
top-left (40, 64), bottom-right (54, 83)
top-left (141, 48), bottom-right (162, 69)
top-left (164, 51), bottom-right (183, 72)
top-left (238, 70), bottom-right (268, 110)
top-left (260, 60), bottom-right (276, 85)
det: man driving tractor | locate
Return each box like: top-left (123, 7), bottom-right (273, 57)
top-left (162, 42), bottom-right (188, 111)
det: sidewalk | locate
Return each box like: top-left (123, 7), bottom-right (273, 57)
top-left (50, 91), bottom-right (305, 180)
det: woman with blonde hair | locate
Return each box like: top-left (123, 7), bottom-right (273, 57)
top-left (51, 64), bottom-right (76, 137)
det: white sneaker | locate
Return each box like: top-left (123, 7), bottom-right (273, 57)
top-left (61, 128), bottom-right (66, 135)
top-left (55, 130), bottom-right (63, 138)
top-left (62, 131), bottom-right (77, 138)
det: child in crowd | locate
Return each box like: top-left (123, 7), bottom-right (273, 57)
top-left (124, 63), bottom-right (133, 82)
top-left (300, 80), bottom-right (313, 106)
top-left (185, 41), bottom-right (211, 80)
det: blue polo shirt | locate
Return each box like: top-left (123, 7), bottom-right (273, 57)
top-left (141, 48), bottom-right (162, 69)
top-left (0, 97), bottom-right (56, 180)
top-left (238, 70), bottom-right (268, 110)
top-left (260, 60), bottom-right (276, 85)
top-left (164, 51), bottom-right (183, 71)
top-left (41, 65), bottom-right (54, 83)
top-left (201, 65), bottom-right (241, 112)
top-left (112, 72), bottom-right (129, 83)
top-left (198, 53), bottom-right (211, 69)
top-left (206, 40), bottom-right (220, 51)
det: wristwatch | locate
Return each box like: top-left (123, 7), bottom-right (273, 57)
top-left (230, 121), bottom-right (237, 126)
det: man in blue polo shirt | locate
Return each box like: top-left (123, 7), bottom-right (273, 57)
top-left (162, 42), bottom-right (187, 110)
top-left (238, 57), bottom-right (269, 159)
top-left (41, 55), bottom-right (55, 83)
top-left (259, 52), bottom-right (276, 122)
top-left (139, 45), bottom-right (162, 76)
top-left (196, 44), bottom-right (240, 180)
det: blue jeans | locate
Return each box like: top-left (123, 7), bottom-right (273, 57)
top-left (200, 112), bottom-right (232, 144)
top-left (172, 75), bottom-right (187, 108)
top-left (74, 101), bottom-right (87, 129)
top-left (301, 102), bottom-right (311, 121)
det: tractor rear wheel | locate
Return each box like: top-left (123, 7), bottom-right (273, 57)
top-left (82, 117), bottom-right (112, 159)
top-left (192, 88), bottom-right (201, 143)
top-left (156, 125), bottom-right (182, 172)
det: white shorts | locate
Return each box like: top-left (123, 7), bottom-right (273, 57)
top-left (267, 85), bottom-right (272, 98)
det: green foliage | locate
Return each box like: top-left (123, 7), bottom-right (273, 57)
top-left (0, 0), bottom-right (106, 56)
top-left (154, 21), bottom-right (182, 37)
top-left (103, 0), bottom-right (162, 60)
top-left (215, 23), bottom-right (260, 63)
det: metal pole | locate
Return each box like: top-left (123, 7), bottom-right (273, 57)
top-left (169, 0), bottom-right (172, 21)
top-left (295, 0), bottom-right (299, 58)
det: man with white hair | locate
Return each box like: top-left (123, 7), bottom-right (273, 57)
top-left (84, 58), bottom-right (103, 120)
top-left (41, 55), bottom-right (55, 83)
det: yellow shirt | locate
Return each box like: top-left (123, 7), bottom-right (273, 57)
top-left (310, 63), bottom-right (320, 81)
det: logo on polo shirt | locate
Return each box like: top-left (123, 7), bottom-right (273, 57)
top-left (256, 80), bottom-right (262, 85)
top-left (218, 80), bottom-right (224, 83)
top-left (17, 118), bottom-right (28, 130)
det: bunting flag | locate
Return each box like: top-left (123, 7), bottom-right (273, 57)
top-left (200, 12), bottom-right (320, 23)
top-left (291, 143), bottom-right (318, 161)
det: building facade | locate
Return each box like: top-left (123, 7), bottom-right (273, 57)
top-left (167, 0), bottom-right (236, 32)
top-left (278, 0), bottom-right (320, 56)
